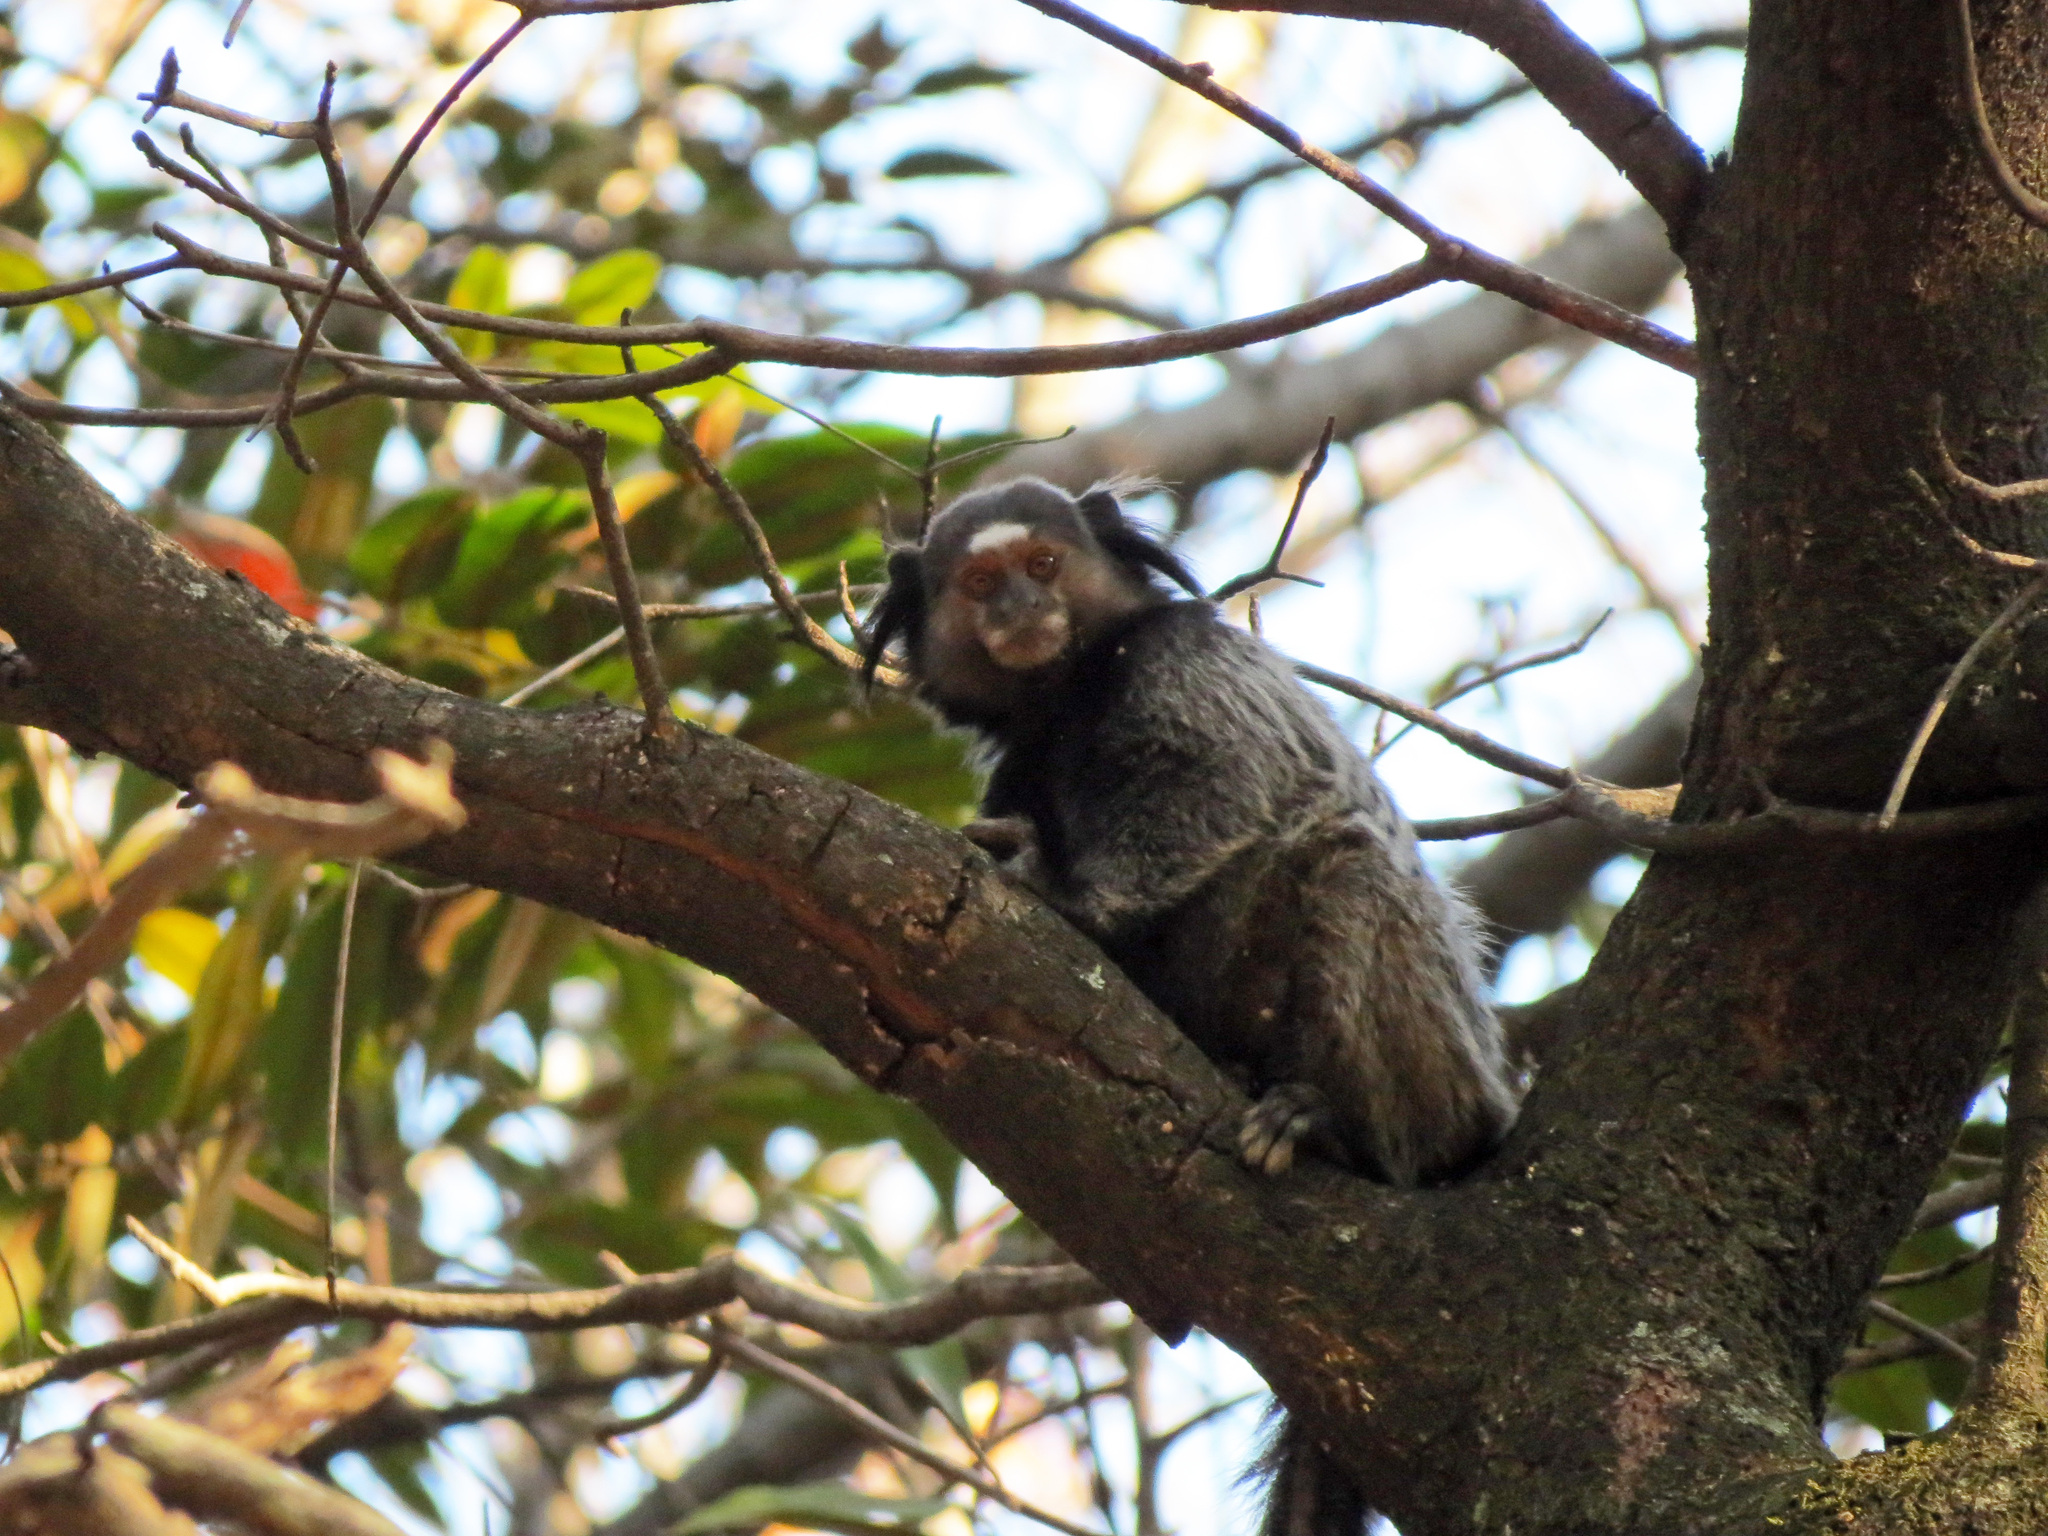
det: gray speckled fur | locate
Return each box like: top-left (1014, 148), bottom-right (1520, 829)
top-left (874, 480), bottom-right (1519, 1187)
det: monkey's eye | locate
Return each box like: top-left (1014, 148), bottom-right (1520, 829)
top-left (1025, 550), bottom-right (1061, 583)
top-left (961, 568), bottom-right (998, 599)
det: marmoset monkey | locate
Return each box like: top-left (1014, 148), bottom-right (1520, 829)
top-left (863, 477), bottom-right (1517, 1183)
top-left (862, 478), bottom-right (1520, 1536)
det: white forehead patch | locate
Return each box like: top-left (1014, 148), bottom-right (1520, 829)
top-left (966, 521), bottom-right (1032, 554)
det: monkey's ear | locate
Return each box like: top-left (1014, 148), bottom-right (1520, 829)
top-left (1075, 488), bottom-right (1203, 597)
top-left (860, 548), bottom-right (927, 695)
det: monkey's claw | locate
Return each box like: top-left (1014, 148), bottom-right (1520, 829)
top-left (1239, 1084), bottom-right (1335, 1177)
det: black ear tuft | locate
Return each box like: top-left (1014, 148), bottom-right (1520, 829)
top-left (860, 548), bottom-right (928, 695)
top-left (1075, 488), bottom-right (1203, 597)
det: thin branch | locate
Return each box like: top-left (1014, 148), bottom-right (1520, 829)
top-left (1208, 0), bottom-right (1708, 228)
top-left (1017, 0), bottom-right (1695, 374)
top-left (499, 627), bottom-right (628, 709)
top-left (130, 129), bottom-right (342, 260)
top-left (1413, 792), bottom-right (1574, 842)
top-left (1376, 610), bottom-right (1612, 761)
top-left (700, 1321), bottom-right (1102, 1536)
top-left (0, 746), bottom-right (461, 1070)
top-left (1950, 0), bottom-right (2048, 228)
top-left (1046, 27), bottom-right (1741, 268)
top-left (22, 229), bottom-right (1445, 391)
top-left (1295, 660), bottom-right (1573, 787)
top-left (325, 860), bottom-right (362, 1304)
top-left (1840, 1315), bottom-right (1982, 1376)
top-left (575, 427), bottom-right (676, 739)
top-left (1208, 418), bottom-right (1335, 603)
top-left (1866, 1297), bottom-right (1979, 1369)
top-left (1879, 571), bottom-right (2048, 829)
top-left (597, 1348), bottom-right (723, 1438)
top-left (0, 254), bottom-right (186, 307)
top-left (1876, 1247), bottom-right (1993, 1291)
top-left (640, 392), bottom-right (890, 684)
top-left (0, 1231), bottom-right (1106, 1399)
top-left (136, 48), bottom-right (316, 138)
top-left (1915, 1172), bottom-right (2005, 1234)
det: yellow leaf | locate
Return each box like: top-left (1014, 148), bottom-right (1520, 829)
top-left (0, 1210), bottom-right (46, 1347)
top-left (134, 908), bottom-right (224, 998)
top-left (448, 244), bottom-right (510, 361)
top-left (693, 381), bottom-right (749, 460)
top-left (171, 855), bottom-right (309, 1126)
top-left (615, 470), bottom-right (679, 520)
top-left (62, 1165), bottom-right (117, 1302)
top-left (420, 887), bottom-right (498, 978)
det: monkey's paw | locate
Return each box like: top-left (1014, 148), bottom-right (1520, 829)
top-left (961, 817), bottom-right (1035, 862)
top-left (1238, 1084), bottom-right (1337, 1177)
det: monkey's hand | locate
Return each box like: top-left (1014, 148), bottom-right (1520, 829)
top-left (1238, 1084), bottom-right (1351, 1177)
top-left (962, 817), bottom-right (1034, 861)
top-left (962, 817), bottom-right (1059, 903)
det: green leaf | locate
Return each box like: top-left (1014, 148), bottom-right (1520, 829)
top-left (433, 487), bottom-right (588, 630)
top-left (565, 248), bottom-right (662, 325)
top-left (884, 149), bottom-right (1009, 179)
top-left (108, 1029), bottom-right (187, 1137)
top-left (448, 244), bottom-right (511, 360)
top-left (552, 396), bottom-right (667, 447)
top-left (673, 1481), bottom-right (951, 1536)
top-left (348, 487), bottom-right (476, 602)
top-left (686, 424), bottom-right (1008, 591)
top-left (907, 64), bottom-right (1028, 96)
top-left (0, 1010), bottom-right (109, 1145)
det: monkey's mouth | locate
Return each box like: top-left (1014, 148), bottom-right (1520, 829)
top-left (981, 617), bottom-right (1070, 671)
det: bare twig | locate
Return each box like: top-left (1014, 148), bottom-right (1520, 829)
top-left (1879, 571), bottom-right (2048, 828)
top-left (1413, 793), bottom-right (1575, 842)
top-left (1840, 1315), bottom-right (1982, 1376)
top-left (1866, 1297), bottom-right (1979, 1369)
top-left (1296, 661), bottom-right (1573, 787)
top-left (640, 393), bottom-right (891, 684)
top-left (1376, 610), bottom-right (1613, 761)
top-left (1950, 0), bottom-right (2048, 228)
top-left (10, 231), bottom-right (1442, 411)
top-left (137, 47), bottom-right (316, 138)
top-left (576, 430), bottom-right (675, 739)
top-left (1916, 1172), bottom-right (2006, 1233)
top-left (1017, 0), bottom-right (1695, 374)
top-left (1219, 0), bottom-right (1708, 228)
top-left (0, 746), bottom-right (462, 1069)
top-left (597, 1348), bottom-right (724, 1438)
top-left (1876, 1247), bottom-right (1993, 1291)
top-left (1209, 418), bottom-right (1335, 603)
top-left (1048, 26), bottom-right (1740, 268)
top-left (325, 860), bottom-right (362, 1305)
top-left (699, 1321), bottom-right (1101, 1536)
top-left (0, 1235), bottom-right (1105, 1400)
top-left (0, 254), bottom-right (186, 307)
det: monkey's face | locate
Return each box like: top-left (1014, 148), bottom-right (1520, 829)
top-left (938, 523), bottom-right (1075, 672)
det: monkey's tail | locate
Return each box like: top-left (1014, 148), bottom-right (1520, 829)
top-left (1249, 1407), bottom-right (1373, 1536)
